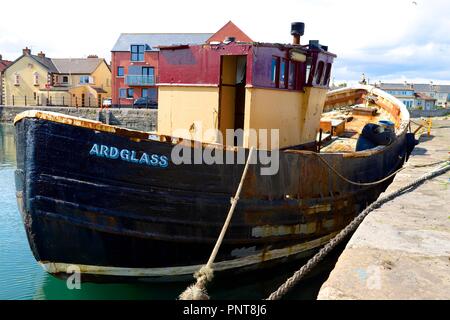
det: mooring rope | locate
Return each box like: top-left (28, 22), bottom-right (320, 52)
top-left (266, 160), bottom-right (450, 300)
top-left (315, 152), bottom-right (407, 186)
top-left (179, 147), bottom-right (255, 300)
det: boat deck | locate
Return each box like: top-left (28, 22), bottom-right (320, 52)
top-left (319, 103), bottom-right (395, 153)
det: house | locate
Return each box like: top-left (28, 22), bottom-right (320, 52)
top-left (111, 21), bottom-right (253, 107)
top-left (412, 83), bottom-right (450, 108)
top-left (377, 83), bottom-right (415, 109)
top-left (3, 48), bottom-right (111, 107)
top-left (0, 54), bottom-right (12, 105)
top-left (413, 92), bottom-right (436, 110)
top-left (377, 82), bottom-right (449, 110)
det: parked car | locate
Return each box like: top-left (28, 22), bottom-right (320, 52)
top-left (102, 98), bottom-right (112, 108)
top-left (133, 97), bottom-right (158, 109)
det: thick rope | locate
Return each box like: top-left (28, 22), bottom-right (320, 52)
top-left (315, 152), bottom-right (406, 186)
top-left (179, 147), bottom-right (255, 300)
top-left (267, 161), bottom-right (450, 300)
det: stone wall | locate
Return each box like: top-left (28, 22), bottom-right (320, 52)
top-left (410, 108), bottom-right (450, 118)
top-left (0, 106), bottom-right (157, 132)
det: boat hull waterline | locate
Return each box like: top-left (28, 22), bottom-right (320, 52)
top-left (14, 87), bottom-right (411, 281)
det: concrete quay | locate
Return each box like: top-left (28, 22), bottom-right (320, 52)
top-left (318, 119), bottom-right (450, 300)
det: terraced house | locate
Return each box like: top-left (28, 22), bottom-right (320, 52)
top-left (3, 48), bottom-right (111, 107)
top-left (376, 82), bottom-right (450, 110)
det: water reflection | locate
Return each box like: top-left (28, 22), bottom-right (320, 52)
top-left (0, 124), bottom-right (16, 166)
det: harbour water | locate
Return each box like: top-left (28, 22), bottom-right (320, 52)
top-left (0, 123), bottom-right (340, 300)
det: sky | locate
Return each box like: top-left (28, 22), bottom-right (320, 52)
top-left (0, 0), bottom-right (449, 85)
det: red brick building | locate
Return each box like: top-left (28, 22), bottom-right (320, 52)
top-left (110, 22), bottom-right (253, 107)
top-left (0, 54), bottom-right (12, 105)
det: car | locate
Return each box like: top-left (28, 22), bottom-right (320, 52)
top-left (133, 97), bottom-right (158, 109)
top-left (102, 98), bottom-right (112, 108)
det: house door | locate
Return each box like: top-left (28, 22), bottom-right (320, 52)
top-left (219, 55), bottom-right (247, 146)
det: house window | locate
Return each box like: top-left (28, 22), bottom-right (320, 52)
top-left (119, 88), bottom-right (127, 98)
top-left (117, 66), bottom-right (124, 77)
top-left (271, 57), bottom-right (279, 87)
top-left (80, 75), bottom-right (90, 84)
top-left (279, 59), bottom-right (287, 89)
top-left (33, 72), bottom-right (39, 86)
top-left (131, 45), bottom-right (145, 61)
top-left (62, 76), bottom-right (69, 83)
top-left (142, 88), bottom-right (157, 100)
top-left (14, 73), bottom-right (20, 86)
top-left (127, 88), bottom-right (134, 98)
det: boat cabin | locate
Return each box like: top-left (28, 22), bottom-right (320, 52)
top-left (157, 23), bottom-right (336, 150)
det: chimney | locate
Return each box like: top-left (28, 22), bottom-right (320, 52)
top-left (23, 47), bottom-right (31, 55)
top-left (291, 22), bottom-right (305, 45)
top-left (38, 51), bottom-right (45, 58)
top-left (87, 54), bottom-right (98, 58)
top-left (223, 37), bottom-right (236, 44)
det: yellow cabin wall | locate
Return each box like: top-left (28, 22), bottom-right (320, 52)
top-left (157, 86), bottom-right (220, 142)
top-left (157, 84), bottom-right (328, 149)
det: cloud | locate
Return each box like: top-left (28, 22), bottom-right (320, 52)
top-left (0, 0), bottom-right (448, 84)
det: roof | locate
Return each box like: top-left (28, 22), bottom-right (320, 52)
top-left (29, 54), bottom-right (59, 73)
top-left (111, 33), bottom-right (213, 52)
top-left (206, 21), bottom-right (253, 43)
top-left (379, 82), bottom-right (450, 93)
top-left (378, 83), bottom-right (414, 91)
top-left (0, 59), bottom-right (12, 73)
top-left (51, 58), bottom-right (103, 74)
top-left (415, 92), bottom-right (436, 101)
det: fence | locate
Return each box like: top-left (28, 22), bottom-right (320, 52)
top-left (5, 95), bottom-right (103, 108)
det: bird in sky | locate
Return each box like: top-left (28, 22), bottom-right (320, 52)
top-left (412, 1), bottom-right (418, 5)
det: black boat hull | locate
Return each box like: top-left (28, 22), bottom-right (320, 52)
top-left (14, 114), bottom-right (408, 281)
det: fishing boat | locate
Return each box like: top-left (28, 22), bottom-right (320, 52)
top-left (14, 22), bottom-right (415, 281)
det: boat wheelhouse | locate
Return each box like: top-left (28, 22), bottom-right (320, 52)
top-left (157, 30), bottom-right (336, 150)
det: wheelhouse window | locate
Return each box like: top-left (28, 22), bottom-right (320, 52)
top-left (323, 63), bottom-right (332, 86)
top-left (62, 76), bottom-right (69, 83)
top-left (315, 61), bottom-right (325, 85)
top-left (271, 57), bottom-right (280, 87)
top-left (279, 59), bottom-right (287, 89)
top-left (288, 61), bottom-right (296, 90)
top-left (131, 45), bottom-right (145, 61)
top-left (117, 66), bottom-right (124, 77)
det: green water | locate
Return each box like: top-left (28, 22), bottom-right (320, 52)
top-left (0, 123), bottom-right (336, 300)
